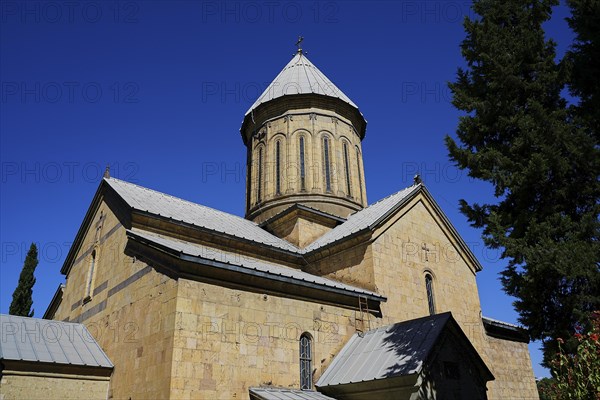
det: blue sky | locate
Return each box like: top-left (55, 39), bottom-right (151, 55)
top-left (1, 1), bottom-right (575, 379)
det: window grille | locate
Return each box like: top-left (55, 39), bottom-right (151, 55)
top-left (300, 333), bottom-right (312, 389)
top-left (426, 274), bottom-right (436, 315)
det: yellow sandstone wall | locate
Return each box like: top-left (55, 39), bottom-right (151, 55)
top-left (170, 277), bottom-right (358, 399)
top-left (50, 192), bottom-right (538, 399)
top-left (485, 336), bottom-right (540, 399)
top-left (266, 214), bottom-right (334, 249)
top-left (53, 200), bottom-right (178, 399)
top-left (309, 241), bottom-right (376, 292)
top-left (370, 196), bottom-right (483, 330)
top-left (0, 372), bottom-right (109, 400)
top-left (366, 193), bottom-right (538, 399)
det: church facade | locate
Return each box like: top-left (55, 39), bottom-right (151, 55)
top-left (45, 49), bottom-right (540, 399)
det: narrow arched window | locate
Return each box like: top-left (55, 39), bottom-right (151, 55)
top-left (356, 147), bottom-right (364, 204)
top-left (300, 333), bottom-right (313, 389)
top-left (275, 141), bottom-right (282, 195)
top-left (257, 147), bottom-right (263, 203)
top-left (425, 274), bottom-right (436, 315)
top-left (85, 250), bottom-right (96, 300)
top-left (323, 137), bottom-right (331, 193)
top-left (299, 136), bottom-right (306, 191)
top-left (343, 142), bottom-right (351, 196)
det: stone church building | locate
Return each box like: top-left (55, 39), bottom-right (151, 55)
top-left (45, 49), bottom-right (540, 399)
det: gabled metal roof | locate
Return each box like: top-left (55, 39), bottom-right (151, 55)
top-left (101, 178), bottom-right (482, 274)
top-left (106, 177), bottom-right (422, 256)
top-left (316, 313), bottom-right (451, 387)
top-left (0, 314), bottom-right (113, 369)
top-left (303, 185), bottom-right (420, 251)
top-left (105, 177), bottom-right (300, 253)
top-left (316, 312), bottom-right (493, 388)
top-left (246, 52), bottom-right (358, 115)
top-left (249, 387), bottom-right (336, 400)
top-left (127, 228), bottom-right (385, 302)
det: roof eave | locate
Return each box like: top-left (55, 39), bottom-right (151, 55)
top-left (482, 317), bottom-right (530, 343)
top-left (240, 93), bottom-right (367, 146)
top-left (131, 209), bottom-right (301, 257)
top-left (126, 230), bottom-right (386, 304)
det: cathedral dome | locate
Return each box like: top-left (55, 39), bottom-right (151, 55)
top-left (241, 49), bottom-right (368, 224)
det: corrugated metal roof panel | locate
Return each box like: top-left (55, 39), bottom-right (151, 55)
top-left (105, 177), bottom-right (420, 257)
top-left (316, 313), bottom-right (451, 387)
top-left (304, 185), bottom-right (419, 252)
top-left (105, 177), bottom-right (300, 253)
top-left (0, 314), bottom-right (113, 369)
top-left (249, 387), bottom-right (336, 400)
top-left (246, 52), bottom-right (358, 115)
top-left (128, 228), bottom-right (384, 301)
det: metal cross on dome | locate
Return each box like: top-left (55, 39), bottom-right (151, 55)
top-left (295, 36), bottom-right (304, 54)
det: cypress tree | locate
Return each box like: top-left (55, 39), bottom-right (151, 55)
top-left (9, 243), bottom-right (38, 317)
top-left (446, 0), bottom-right (600, 365)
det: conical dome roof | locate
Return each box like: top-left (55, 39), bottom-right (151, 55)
top-left (245, 52), bottom-right (358, 115)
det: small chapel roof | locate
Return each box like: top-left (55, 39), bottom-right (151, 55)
top-left (245, 51), bottom-right (358, 115)
top-left (316, 312), bottom-right (493, 388)
top-left (0, 314), bottom-right (113, 369)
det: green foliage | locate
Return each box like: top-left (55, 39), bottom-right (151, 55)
top-left (537, 377), bottom-right (558, 400)
top-left (9, 243), bottom-right (38, 317)
top-left (447, 0), bottom-right (600, 366)
top-left (565, 0), bottom-right (600, 138)
top-left (537, 311), bottom-right (600, 399)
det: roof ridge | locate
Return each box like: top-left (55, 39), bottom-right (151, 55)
top-left (369, 311), bottom-right (452, 334)
top-left (105, 177), bottom-right (261, 226)
top-left (368, 184), bottom-right (418, 207)
top-left (346, 184), bottom-right (418, 217)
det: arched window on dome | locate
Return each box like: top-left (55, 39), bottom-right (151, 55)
top-left (343, 141), bottom-right (352, 197)
top-left (275, 141), bottom-right (282, 195)
top-left (299, 333), bottom-right (313, 389)
top-left (425, 273), bottom-right (436, 315)
top-left (257, 147), bottom-right (263, 203)
top-left (356, 146), bottom-right (364, 204)
top-left (299, 136), bottom-right (306, 191)
top-left (323, 137), bottom-right (332, 193)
